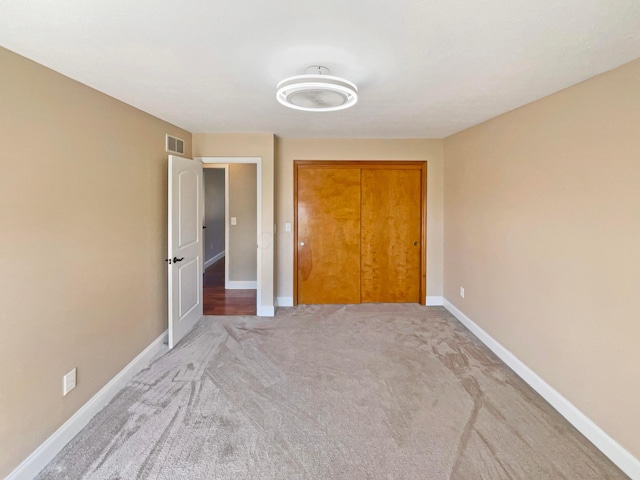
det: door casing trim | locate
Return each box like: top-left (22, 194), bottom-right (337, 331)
top-left (200, 157), bottom-right (264, 314)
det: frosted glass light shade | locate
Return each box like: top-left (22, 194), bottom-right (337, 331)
top-left (276, 74), bottom-right (358, 112)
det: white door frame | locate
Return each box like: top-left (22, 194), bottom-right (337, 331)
top-left (199, 157), bottom-right (263, 314)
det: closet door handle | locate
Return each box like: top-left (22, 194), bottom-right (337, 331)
top-left (413, 241), bottom-right (418, 246)
top-left (173, 257), bottom-right (185, 263)
top-left (299, 242), bottom-right (305, 246)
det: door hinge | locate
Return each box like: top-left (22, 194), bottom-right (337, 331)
top-left (165, 258), bottom-right (172, 264)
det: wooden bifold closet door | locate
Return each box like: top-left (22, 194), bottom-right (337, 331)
top-left (295, 161), bottom-right (426, 305)
top-left (296, 167), bottom-right (361, 304)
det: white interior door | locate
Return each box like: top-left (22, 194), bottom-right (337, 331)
top-left (168, 155), bottom-right (203, 348)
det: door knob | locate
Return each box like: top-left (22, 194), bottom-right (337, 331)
top-left (173, 257), bottom-right (185, 262)
top-left (299, 241), bottom-right (305, 246)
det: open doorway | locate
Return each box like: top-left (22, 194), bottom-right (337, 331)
top-left (202, 162), bottom-right (258, 315)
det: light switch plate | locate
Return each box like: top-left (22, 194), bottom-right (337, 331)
top-left (63, 368), bottom-right (77, 396)
top-left (231, 217), bottom-right (237, 225)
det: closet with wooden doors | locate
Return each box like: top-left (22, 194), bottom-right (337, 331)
top-left (294, 161), bottom-right (426, 305)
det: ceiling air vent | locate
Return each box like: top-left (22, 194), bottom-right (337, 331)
top-left (166, 134), bottom-right (185, 155)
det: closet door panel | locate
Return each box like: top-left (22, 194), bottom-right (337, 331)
top-left (297, 168), bottom-right (361, 304)
top-left (361, 169), bottom-right (422, 303)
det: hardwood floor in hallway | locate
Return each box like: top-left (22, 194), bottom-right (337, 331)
top-left (203, 257), bottom-right (257, 315)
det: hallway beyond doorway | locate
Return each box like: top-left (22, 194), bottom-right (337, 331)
top-left (203, 258), bottom-right (257, 315)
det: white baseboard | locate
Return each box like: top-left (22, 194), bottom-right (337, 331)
top-left (225, 280), bottom-right (257, 289)
top-left (7, 331), bottom-right (169, 480)
top-left (204, 250), bottom-right (225, 269)
top-left (257, 305), bottom-right (275, 317)
top-left (426, 296), bottom-right (444, 306)
top-left (443, 298), bottom-right (640, 480)
top-left (276, 296), bottom-right (294, 307)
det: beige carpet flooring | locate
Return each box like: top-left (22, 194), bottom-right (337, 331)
top-left (36, 304), bottom-right (626, 479)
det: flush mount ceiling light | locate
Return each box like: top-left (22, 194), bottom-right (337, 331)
top-left (276, 66), bottom-right (358, 112)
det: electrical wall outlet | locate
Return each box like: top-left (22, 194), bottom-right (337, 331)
top-left (460, 287), bottom-right (465, 298)
top-left (63, 368), bottom-right (77, 396)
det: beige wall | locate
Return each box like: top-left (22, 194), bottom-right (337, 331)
top-left (275, 138), bottom-right (444, 302)
top-left (203, 168), bottom-right (225, 262)
top-left (193, 133), bottom-right (275, 311)
top-left (229, 164), bottom-right (258, 281)
top-left (444, 59), bottom-right (640, 459)
top-left (0, 47), bottom-right (192, 477)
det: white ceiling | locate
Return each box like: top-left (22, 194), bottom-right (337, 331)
top-left (1, 0), bottom-right (639, 138)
